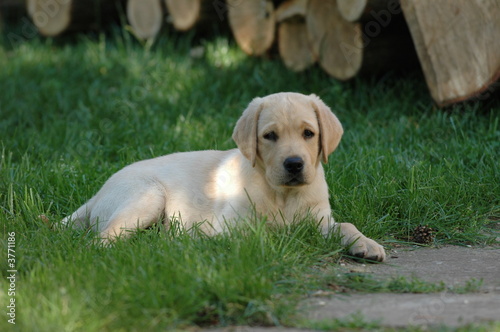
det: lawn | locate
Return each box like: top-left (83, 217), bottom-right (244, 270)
top-left (0, 28), bottom-right (499, 331)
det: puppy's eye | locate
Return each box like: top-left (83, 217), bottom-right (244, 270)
top-left (303, 129), bottom-right (315, 139)
top-left (263, 131), bottom-right (278, 141)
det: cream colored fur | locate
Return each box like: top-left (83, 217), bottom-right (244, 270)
top-left (62, 92), bottom-right (386, 261)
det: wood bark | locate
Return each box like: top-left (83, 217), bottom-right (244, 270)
top-left (277, 0), bottom-right (314, 71)
top-left (27, 0), bottom-right (125, 37)
top-left (337, 0), bottom-right (397, 22)
top-left (127, 0), bottom-right (164, 40)
top-left (227, 0), bottom-right (276, 56)
top-left (401, 0), bottom-right (500, 106)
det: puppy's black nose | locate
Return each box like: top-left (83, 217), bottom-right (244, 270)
top-left (283, 157), bottom-right (304, 174)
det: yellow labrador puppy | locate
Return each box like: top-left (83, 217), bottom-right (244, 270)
top-left (62, 92), bottom-right (385, 261)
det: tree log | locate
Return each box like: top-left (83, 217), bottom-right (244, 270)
top-left (164, 0), bottom-right (199, 31)
top-left (275, 0), bottom-right (306, 21)
top-left (337, 0), bottom-right (398, 22)
top-left (164, 0), bottom-right (222, 32)
top-left (306, 0), bottom-right (416, 80)
top-left (127, 0), bottom-right (164, 40)
top-left (227, 0), bottom-right (276, 56)
top-left (401, 0), bottom-right (500, 106)
top-left (27, 0), bottom-right (124, 37)
top-left (277, 0), bottom-right (314, 71)
top-left (278, 18), bottom-right (315, 71)
top-left (306, 0), bottom-right (363, 79)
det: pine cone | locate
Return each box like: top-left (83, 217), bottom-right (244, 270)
top-left (412, 225), bottom-right (435, 244)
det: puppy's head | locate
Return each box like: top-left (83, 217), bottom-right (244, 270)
top-left (233, 92), bottom-right (343, 188)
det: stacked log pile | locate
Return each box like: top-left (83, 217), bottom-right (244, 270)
top-left (0, 0), bottom-right (499, 106)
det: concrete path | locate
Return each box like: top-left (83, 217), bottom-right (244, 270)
top-left (368, 246), bottom-right (500, 292)
top-left (304, 246), bottom-right (500, 328)
top-left (208, 246), bottom-right (500, 331)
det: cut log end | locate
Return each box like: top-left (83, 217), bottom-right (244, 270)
top-left (228, 0), bottom-right (275, 56)
top-left (307, 0), bottom-right (363, 80)
top-left (164, 0), bottom-right (201, 31)
top-left (321, 22), bottom-right (364, 80)
top-left (337, 0), bottom-right (398, 22)
top-left (276, 0), bottom-right (308, 22)
top-left (127, 0), bottom-right (164, 40)
top-left (337, 0), bottom-right (367, 22)
top-left (278, 18), bottom-right (315, 72)
top-left (27, 0), bottom-right (72, 37)
top-left (277, 0), bottom-right (315, 72)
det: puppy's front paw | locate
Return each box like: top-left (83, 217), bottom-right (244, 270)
top-left (348, 237), bottom-right (386, 262)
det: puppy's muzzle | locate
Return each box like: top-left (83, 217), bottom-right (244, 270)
top-left (283, 156), bottom-right (305, 186)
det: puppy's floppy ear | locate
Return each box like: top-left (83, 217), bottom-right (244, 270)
top-left (310, 94), bottom-right (344, 163)
top-left (232, 97), bottom-right (264, 167)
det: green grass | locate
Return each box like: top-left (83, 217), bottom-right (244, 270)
top-left (0, 27), bottom-right (499, 331)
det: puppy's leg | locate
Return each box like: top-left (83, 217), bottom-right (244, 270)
top-left (99, 190), bottom-right (166, 244)
top-left (337, 223), bottom-right (386, 262)
top-left (61, 199), bottom-right (95, 229)
top-left (320, 217), bottom-right (386, 262)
